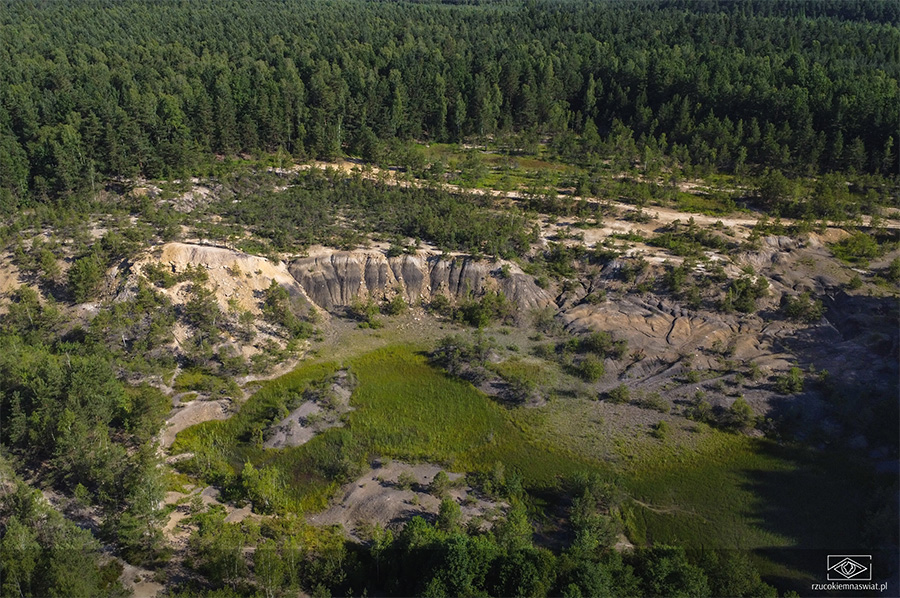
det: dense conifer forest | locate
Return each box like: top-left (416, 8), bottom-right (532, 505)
top-left (1, 0), bottom-right (897, 209)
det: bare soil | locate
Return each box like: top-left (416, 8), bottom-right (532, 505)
top-left (307, 461), bottom-right (504, 541)
top-left (119, 562), bottom-right (165, 598)
top-left (264, 370), bottom-right (355, 449)
top-left (0, 252), bottom-right (22, 313)
top-left (160, 399), bottom-right (231, 448)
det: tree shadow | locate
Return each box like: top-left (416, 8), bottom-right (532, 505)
top-left (738, 292), bottom-right (899, 591)
top-left (738, 439), bottom-right (897, 592)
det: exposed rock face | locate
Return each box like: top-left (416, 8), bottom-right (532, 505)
top-left (288, 250), bottom-right (555, 311)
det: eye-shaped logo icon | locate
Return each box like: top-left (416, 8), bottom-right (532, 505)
top-left (827, 555), bottom-right (872, 580)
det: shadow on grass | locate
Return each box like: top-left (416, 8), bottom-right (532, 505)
top-left (745, 292), bottom-right (900, 590)
top-left (738, 439), bottom-right (898, 592)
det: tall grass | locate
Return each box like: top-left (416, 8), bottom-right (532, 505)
top-left (173, 346), bottom-right (598, 511)
top-left (173, 344), bottom-right (879, 586)
top-left (347, 346), bottom-right (597, 486)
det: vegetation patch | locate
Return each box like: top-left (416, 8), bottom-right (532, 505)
top-left (622, 435), bottom-right (877, 585)
top-left (174, 346), bottom-right (597, 513)
top-left (173, 369), bottom-right (241, 398)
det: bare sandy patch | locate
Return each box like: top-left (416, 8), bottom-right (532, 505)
top-left (119, 562), bottom-right (164, 598)
top-left (136, 242), bottom-right (318, 315)
top-left (160, 399), bottom-right (231, 448)
top-left (307, 461), bottom-right (503, 540)
top-left (0, 252), bottom-right (22, 314)
top-left (264, 370), bottom-right (355, 449)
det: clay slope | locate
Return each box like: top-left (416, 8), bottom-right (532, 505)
top-left (288, 250), bottom-right (554, 311)
top-left (561, 295), bottom-right (795, 375)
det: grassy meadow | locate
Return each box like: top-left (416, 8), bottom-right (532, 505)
top-left (173, 343), bottom-right (880, 586)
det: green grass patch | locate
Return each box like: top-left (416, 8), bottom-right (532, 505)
top-left (173, 369), bottom-right (241, 398)
top-left (620, 433), bottom-right (876, 586)
top-left (345, 346), bottom-right (595, 486)
top-left (516, 398), bottom-right (880, 585)
top-left (182, 362), bottom-right (339, 447)
top-left (486, 357), bottom-right (554, 388)
top-left (172, 361), bottom-right (342, 510)
top-left (173, 346), bottom-right (599, 512)
top-left (830, 231), bottom-right (884, 264)
top-left (172, 344), bottom-right (880, 588)
top-left (674, 191), bottom-right (737, 216)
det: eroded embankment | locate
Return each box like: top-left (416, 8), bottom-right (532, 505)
top-left (288, 249), bottom-right (554, 311)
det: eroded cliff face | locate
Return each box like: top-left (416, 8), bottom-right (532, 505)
top-left (288, 250), bottom-right (554, 312)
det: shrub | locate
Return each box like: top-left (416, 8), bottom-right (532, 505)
top-left (504, 371), bottom-right (538, 403)
top-left (885, 257), bottom-right (900, 283)
top-left (436, 497), bottom-right (462, 532)
top-left (583, 290), bottom-right (607, 304)
top-left (651, 420), bottom-right (671, 439)
top-left (831, 231), bottom-right (881, 264)
top-left (455, 291), bottom-right (511, 327)
top-left (774, 367), bottom-right (804, 394)
top-left (396, 471), bottom-right (417, 491)
top-left (722, 397), bottom-right (755, 431)
top-left (531, 306), bottom-right (558, 334)
top-left (174, 370), bottom-right (241, 398)
top-left (664, 261), bottom-right (689, 293)
top-left (349, 298), bottom-right (382, 328)
top-left (69, 254), bottom-right (104, 302)
top-left (432, 333), bottom-right (496, 380)
top-left (386, 243), bottom-right (406, 258)
top-left (747, 362), bottom-right (762, 381)
top-left (184, 284), bottom-right (223, 339)
top-left (685, 394), bottom-right (714, 424)
top-left (605, 384), bottom-right (631, 404)
top-left (579, 331), bottom-right (628, 360)
top-left (429, 471), bottom-right (451, 497)
top-left (428, 293), bottom-right (452, 315)
top-left (720, 276), bottom-right (769, 313)
top-left (383, 294), bottom-right (407, 316)
top-left (576, 355), bottom-right (605, 382)
top-left (634, 391), bottom-right (669, 413)
top-left (780, 292), bottom-right (825, 323)
top-left (142, 262), bottom-right (177, 288)
top-left (262, 281), bottom-right (313, 338)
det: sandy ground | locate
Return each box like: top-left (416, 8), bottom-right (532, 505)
top-left (307, 461), bottom-right (503, 540)
top-left (159, 399), bottom-right (231, 448)
top-left (264, 370), bottom-right (354, 449)
top-left (263, 400), bottom-right (322, 448)
top-left (134, 242), bottom-right (320, 315)
top-left (163, 485), bottom-right (254, 541)
top-left (291, 159), bottom-right (900, 234)
top-left (119, 562), bottom-right (165, 598)
top-left (0, 252), bottom-right (22, 313)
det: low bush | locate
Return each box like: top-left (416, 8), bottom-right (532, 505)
top-left (774, 367), bottom-right (804, 394)
top-left (605, 384), bottom-right (631, 404)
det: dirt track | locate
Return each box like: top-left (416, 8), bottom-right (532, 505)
top-left (292, 159), bottom-right (900, 232)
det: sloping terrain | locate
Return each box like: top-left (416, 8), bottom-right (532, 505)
top-left (289, 249), bottom-right (554, 311)
top-left (135, 242), bottom-right (317, 315)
